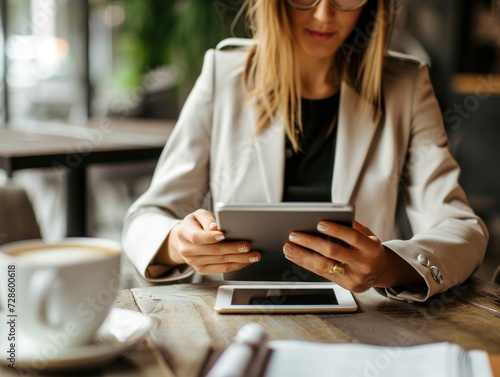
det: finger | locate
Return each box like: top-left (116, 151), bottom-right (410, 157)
top-left (181, 241), bottom-right (252, 259)
top-left (288, 232), bottom-right (355, 266)
top-left (196, 261), bottom-right (258, 275)
top-left (283, 243), bottom-right (356, 284)
top-left (288, 229), bottom-right (384, 286)
top-left (192, 209), bottom-right (219, 231)
top-left (352, 221), bottom-right (380, 242)
top-left (285, 236), bottom-right (378, 292)
top-left (181, 214), bottom-right (225, 245)
top-left (283, 242), bottom-right (331, 275)
top-left (189, 251), bottom-right (261, 267)
top-left (316, 221), bottom-right (373, 250)
top-left (283, 243), bottom-right (374, 293)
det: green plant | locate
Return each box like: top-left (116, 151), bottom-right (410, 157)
top-left (110, 0), bottom-right (247, 97)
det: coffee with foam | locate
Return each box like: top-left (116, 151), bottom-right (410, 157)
top-left (9, 244), bottom-right (117, 266)
top-left (0, 238), bottom-right (121, 351)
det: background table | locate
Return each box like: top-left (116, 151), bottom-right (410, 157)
top-left (0, 119), bottom-right (174, 236)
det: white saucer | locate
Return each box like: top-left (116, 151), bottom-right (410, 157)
top-left (0, 308), bottom-right (153, 371)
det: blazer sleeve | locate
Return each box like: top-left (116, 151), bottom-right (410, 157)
top-left (121, 50), bottom-right (216, 283)
top-left (382, 63), bottom-right (489, 302)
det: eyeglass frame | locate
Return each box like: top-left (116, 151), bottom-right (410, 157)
top-left (285, 0), bottom-right (369, 12)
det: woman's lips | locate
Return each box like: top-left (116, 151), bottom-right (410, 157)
top-left (307, 30), bottom-right (335, 41)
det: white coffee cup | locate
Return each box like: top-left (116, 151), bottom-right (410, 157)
top-left (0, 238), bottom-right (121, 358)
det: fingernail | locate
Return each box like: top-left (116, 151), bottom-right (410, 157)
top-left (289, 233), bottom-right (299, 242)
top-left (215, 235), bottom-right (225, 241)
top-left (238, 244), bottom-right (249, 253)
top-left (317, 223), bottom-right (329, 231)
top-left (283, 244), bottom-right (294, 256)
top-left (249, 256), bottom-right (260, 263)
top-left (209, 222), bottom-right (218, 230)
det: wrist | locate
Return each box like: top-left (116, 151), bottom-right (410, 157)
top-left (377, 245), bottom-right (423, 288)
top-left (155, 224), bottom-right (185, 266)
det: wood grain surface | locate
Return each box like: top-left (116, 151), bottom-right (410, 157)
top-left (131, 278), bottom-right (500, 377)
top-left (2, 278), bottom-right (497, 377)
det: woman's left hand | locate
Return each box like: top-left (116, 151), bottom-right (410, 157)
top-left (283, 221), bottom-right (416, 292)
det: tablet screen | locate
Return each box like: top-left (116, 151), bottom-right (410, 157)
top-left (230, 288), bottom-right (339, 306)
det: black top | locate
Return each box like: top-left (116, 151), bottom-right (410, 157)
top-left (283, 92), bottom-right (339, 202)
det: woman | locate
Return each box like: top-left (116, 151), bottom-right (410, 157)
top-left (123, 0), bottom-right (488, 302)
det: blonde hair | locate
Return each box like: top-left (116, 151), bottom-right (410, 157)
top-left (242, 0), bottom-right (394, 151)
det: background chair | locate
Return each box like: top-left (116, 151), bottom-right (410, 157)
top-left (0, 185), bottom-right (41, 245)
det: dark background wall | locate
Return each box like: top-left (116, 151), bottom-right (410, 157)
top-left (397, 0), bottom-right (500, 281)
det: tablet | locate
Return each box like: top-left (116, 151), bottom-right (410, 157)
top-left (215, 202), bottom-right (354, 282)
top-left (214, 284), bottom-right (358, 313)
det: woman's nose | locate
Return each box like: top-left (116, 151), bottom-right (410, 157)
top-left (313, 0), bottom-right (336, 21)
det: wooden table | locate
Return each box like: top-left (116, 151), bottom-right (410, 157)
top-left (2, 278), bottom-right (499, 377)
top-left (133, 279), bottom-right (500, 377)
top-left (0, 119), bottom-right (174, 236)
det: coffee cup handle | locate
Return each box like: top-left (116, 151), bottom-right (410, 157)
top-left (30, 269), bottom-right (61, 328)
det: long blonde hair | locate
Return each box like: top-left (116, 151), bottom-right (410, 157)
top-left (242, 0), bottom-right (394, 151)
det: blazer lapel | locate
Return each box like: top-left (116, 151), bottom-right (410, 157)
top-left (252, 119), bottom-right (285, 202)
top-left (332, 81), bottom-right (382, 204)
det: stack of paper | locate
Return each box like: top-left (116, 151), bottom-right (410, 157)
top-left (265, 341), bottom-right (492, 377)
top-left (204, 323), bottom-right (493, 377)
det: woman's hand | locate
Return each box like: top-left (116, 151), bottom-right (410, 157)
top-left (283, 221), bottom-right (422, 292)
top-left (160, 209), bottom-right (261, 275)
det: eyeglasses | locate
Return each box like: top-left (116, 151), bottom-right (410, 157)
top-left (286, 0), bottom-right (368, 12)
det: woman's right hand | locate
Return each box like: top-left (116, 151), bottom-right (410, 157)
top-left (162, 209), bottom-right (261, 275)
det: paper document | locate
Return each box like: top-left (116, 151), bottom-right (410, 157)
top-left (204, 324), bottom-right (494, 377)
top-left (265, 341), bottom-right (462, 377)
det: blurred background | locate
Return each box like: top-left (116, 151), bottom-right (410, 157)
top-left (0, 0), bottom-right (499, 281)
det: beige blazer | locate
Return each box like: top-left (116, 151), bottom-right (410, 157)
top-left (123, 43), bottom-right (488, 302)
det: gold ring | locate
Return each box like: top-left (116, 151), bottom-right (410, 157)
top-left (328, 262), bottom-right (345, 276)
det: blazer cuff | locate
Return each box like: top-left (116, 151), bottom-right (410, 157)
top-left (122, 212), bottom-right (195, 283)
top-left (145, 263), bottom-right (195, 283)
top-left (379, 240), bottom-right (434, 302)
top-left (373, 285), bottom-right (428, 303)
